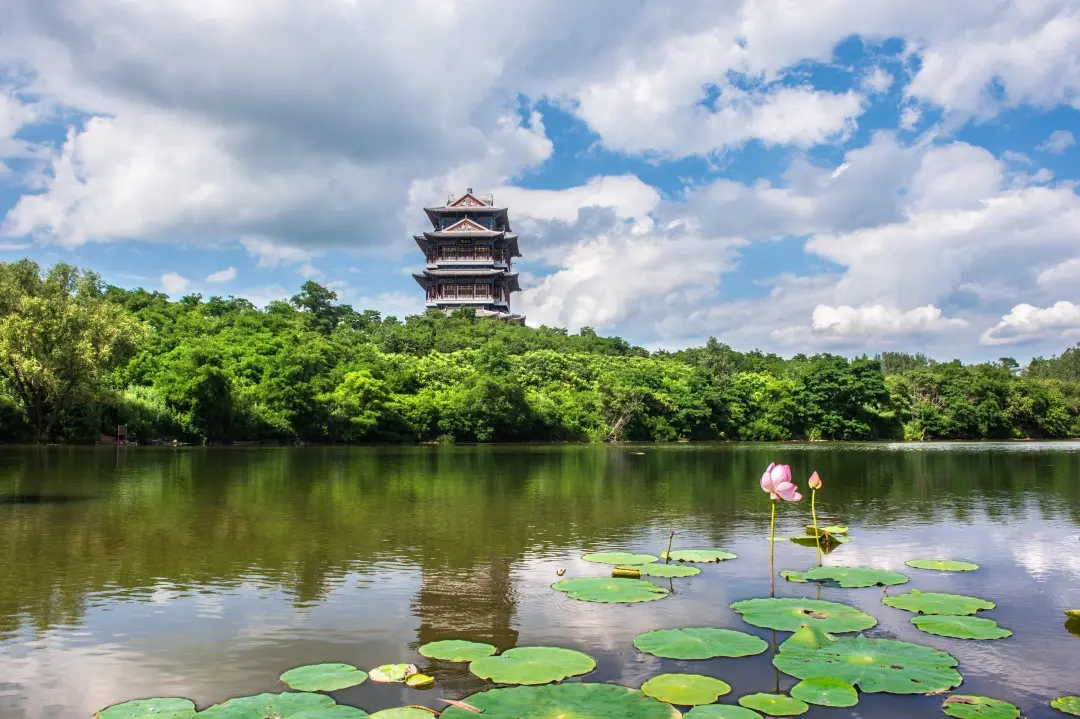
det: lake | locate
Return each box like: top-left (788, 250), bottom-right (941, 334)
top-left (1, 443), bottom-right (1078, 718)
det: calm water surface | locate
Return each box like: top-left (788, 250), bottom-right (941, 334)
top-left (1, 443), bottom-right (1079, 718)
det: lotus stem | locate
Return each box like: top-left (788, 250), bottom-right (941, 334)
top-left (769, 501), bottom-right (776, 597)
top-left (665, 530), bottom-right (675, 563)
top-left (811, 489), bottom-right (821, 567)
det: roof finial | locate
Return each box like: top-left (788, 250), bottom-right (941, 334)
top-left (467, 187), bottom-right (473, 194)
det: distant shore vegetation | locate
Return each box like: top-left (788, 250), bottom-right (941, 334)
top-left (2, 259), bottom-right (1079, 445)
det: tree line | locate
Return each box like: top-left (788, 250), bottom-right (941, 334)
top-left (2, 259), bottom-right (1078, 444)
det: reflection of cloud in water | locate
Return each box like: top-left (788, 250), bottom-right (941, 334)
top-left (0, 569), bottom-right (425, 717)
top-left (0, 638), bottom-right (193, 719)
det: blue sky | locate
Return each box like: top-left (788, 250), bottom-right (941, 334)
top-left (1, 0), bottom-right (1079, 362)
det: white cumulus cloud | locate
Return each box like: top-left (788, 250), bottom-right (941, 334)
top-left (160, 272), bottom-right (190, 296)
top-left (1036, 258), bottom-right (1080, 287)
top-left (981, 301), bottom-right (1080, 345)
top-left (1037, 129), bottom-right (1076, 153)
top-left (796, 304), bottom-right (967, 339)
top-left (205, 266), bottom-right (236, 283)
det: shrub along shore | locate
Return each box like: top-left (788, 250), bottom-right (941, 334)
top-left (2, 259), bottom-right (1079, 445)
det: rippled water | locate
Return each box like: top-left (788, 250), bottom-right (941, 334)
top-left (1, 443), bottom-right (1078, 718)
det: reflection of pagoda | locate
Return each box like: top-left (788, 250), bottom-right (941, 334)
top-left (412, 561), bottom-right (519, 651)
top-left (412, 189), bottom-right (525, 324)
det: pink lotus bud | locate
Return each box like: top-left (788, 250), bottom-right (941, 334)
top-left (808, 471), bottom-right (822, 490)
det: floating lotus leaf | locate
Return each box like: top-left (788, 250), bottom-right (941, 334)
top-left (1067, 610), bottom-right (1080, 619)
top-left (790, 678), bottom-right (858, 707)
top-left (941, 696), bottom-right (1019, 719)
top-left (633, 628), bottom-right (768, 660)
top-left (198, 692), bottom-right (337, 718)
top-left (1052, 696), bottom-right (1080, 715)
top-left (369, 664), bottom-right (418, 683)
top-left (730, 597), bottom-right (877, 633)
top-left (583, 552), bottom-right (658, 565)
top-left (292, 708), bottom-right (371, 719)
top-left (280, 664), bottom-right (368, 692)
top-left (906, 559), bottom-right (978, 572)
top-left (684, 706), bottom-right (762, 719)
top-left (641, 674), bottom-right (731, 705)
top-left (661, 549), bottom-right (737, 563)
top-left (438, 683), bottom-right (682, 719)
top-left (737, 693), bottom-right (808, 716)
top-left (883, 590), bottom-right (994, 616)
top-left (626, 563), bottom-right (702, 578)
top-left (369, 709), bottom-right (435, 719)
top-left (405, 674), bottom-right (434, 688)
top-left (805, 525), bottom-right (849, 536)
top-left (911, 615), bottom-right (1012, 640)
top-left (773, 625), bottom-right (961, 695)
top-left (780, 570), bottom-right (809, 583)
top-left (94, 698), bottom-right (196, 719)
top-left (789, 536), bottom-right (848, 553)
top-left (418, 640), bottom-right (497, 662)
top-left (553, 577), bottom-right (669, 603)
top-left (468, 646), bottom-right (595, 685)
top-left (796, 565), bottom-right (908, 588)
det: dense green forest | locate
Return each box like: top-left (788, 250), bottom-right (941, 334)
top-left (2, 259), bottom-right (1079, 444)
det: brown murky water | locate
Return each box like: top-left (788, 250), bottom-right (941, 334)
top-left (1, 443), bottom-right (1078, 718)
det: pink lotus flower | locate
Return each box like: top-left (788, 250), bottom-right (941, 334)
top-left (760, 462), bottom-right (802, 502)
top-left (808, 471), bottom-right (822, 490)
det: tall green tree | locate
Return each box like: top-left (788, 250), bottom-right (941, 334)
top-left (0, 260), bottom-right (145, 440)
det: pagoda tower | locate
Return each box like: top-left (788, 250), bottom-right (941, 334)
top-left (412, 189), bottom-right (524, 324)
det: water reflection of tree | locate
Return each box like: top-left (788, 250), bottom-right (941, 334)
top-left (0, 445), bottom-right (1078, 639)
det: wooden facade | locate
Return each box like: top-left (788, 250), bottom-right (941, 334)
top-left (412, 190), bottom-right (525, 323)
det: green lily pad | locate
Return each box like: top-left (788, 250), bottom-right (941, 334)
top-left (626, 563), bottom-right (702, 578)
top-left (405, 674), bottom-right (434, 688)
top-left (789, 536), bottom-right (849, 552)
top-left (553, 577), bottom-right (669, 603)
top-left (685, 706), bottom-right (762, 719)
top-left (737, 693), bottom-right (808, 716)
top-left (911, 615), bottom-right (1012, 640)
top-left (941, 696), bottom-right (1019, 718)
top-left (805, 525), bottom-right (849, 535)
top-left (198, 692), bottom-right (337, 718)
top-left (368, 664), bottom-right (418, 683)
top-left (280, 664), bottom-right (368, 692)
top-left (292, 708), bottom-right (371, 719)
top-left (633, 627), bottom-right (768, 660)
top-left (94, 698), bottom-right (196, 719)
top-left (906, 559), bottom-right (979, 572)
top-left (369, 709), bottom-right (435, 719)
top-left (780, 570), bottom-right (809, 583)
top-left (417, 640), bottom-right (497, 662)
top-left (730, 597), bottom-right (877, 633)
top-left (438, 683), bottom-right (682, 719)
top-left (468, 646), bottom-right (595, 685)
top-left (797, 565), bottom-right (908, 588)
top-left (661, 549), bottom-right (737, 562)
top-left (883, 590), bottom-right (995, 616)
top-left (641, 674), bottom-right (731, 705)
top-left (790, 678), bottom-right (858, 707)
top-left (1052, 696), bottom-right (1080, 715)
top-left (773, 625), bottom-right (961, 694)
top-left (583, 552), bottom-right (658, 565)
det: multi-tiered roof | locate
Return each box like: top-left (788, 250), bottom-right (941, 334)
top-left (412, 189), bottom-right (524, 323)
